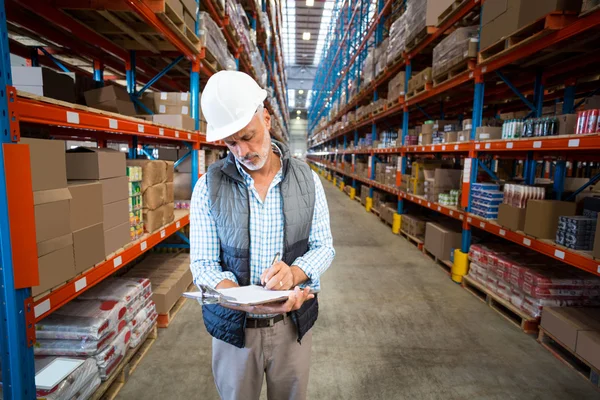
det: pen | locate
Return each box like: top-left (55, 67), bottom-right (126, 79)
top-left (262, 252), bottom-right (280, 287)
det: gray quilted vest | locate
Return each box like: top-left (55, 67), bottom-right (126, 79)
top-left (202, 140), bottom-right (318, 348)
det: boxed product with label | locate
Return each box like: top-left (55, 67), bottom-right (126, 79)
top-left (73, 223), bottom-right (105, 274)
top-left (34, 188), bottom-right (72, 244)
top-left (444, 131), bottom-right (458, 143)
top-left (557, 114), bottom-right (578, 136)
top-left (152, 114), bottom-right (195, 131)
top-left (21, 138), bottom-right (68, 191)
top-left (13, 66), bottom-right (76, 103)
top-left (475, 126), bottom-right (502, 141)
top-left (401, 214), bottom-right (429, 238)
top-left (84, 85), bottom-right (136, 116)
top-left (103, 221), bottom-right (130, 257)
top-left (33, 234), bottom-right (76, 297)
top-left (103, 199), bottom-right (129, 230)
top-left (424, 222), bottom-right (462, 262)
top-left (458, 130), bottom-right (470, 142)
top-left (68, 182), bottom-right (103, 231)
top-left (540, 307), bottom-right (600, 352)
top-left (66, 147), bottom-right (126, 180)
top-left (523, 200), bottom-right (577, 239)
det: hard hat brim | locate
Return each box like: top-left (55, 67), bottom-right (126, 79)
top-left (206, 89), bottom-right (268, 142)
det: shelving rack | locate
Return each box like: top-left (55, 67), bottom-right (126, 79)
top-left (307, 1), bottom-right (600, 282)
top-left (0, 0), bottom-right (289, 397)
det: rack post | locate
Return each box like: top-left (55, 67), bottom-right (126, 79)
top-left (0, 1), bottom-right (37, 396)
top-left (191, 58), bottom-right (201, 189)
top-left (563, 78), bottom-right (576, 114)
top-left (93, 59), bottom-right (104, 87)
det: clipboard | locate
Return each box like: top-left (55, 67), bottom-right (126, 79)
top-left (184, 285), bottom-right (319, 306)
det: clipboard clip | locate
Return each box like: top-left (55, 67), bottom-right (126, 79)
top-left (197, 285), bottom-right (237, 304)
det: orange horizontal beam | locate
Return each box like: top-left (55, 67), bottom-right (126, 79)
top-left (33, 213), bottom-right (190, 322)
top-left (51, 0), bottom-right (165, 11)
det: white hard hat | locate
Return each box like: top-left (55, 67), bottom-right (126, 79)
top-left (201, 70), bottom-right (268, 142)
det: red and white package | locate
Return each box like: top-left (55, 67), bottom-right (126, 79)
top-left (54, 299), bottom-right (127, 333)
top-left (78, 278), bottom-right (151, 308)
top-left (96, 325), bottom-right (131, 381)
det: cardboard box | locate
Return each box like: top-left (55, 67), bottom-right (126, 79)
top-left (12, 67), bottom-right (76, 103)
top-left (419, 133), bottom-right (433, 145)
top-left (475, 126), bottom-right (502, 141)
top-left (97, 176), bottom-right (129, 204)
top-left (103, 221), bottom-right (130, 257)
top-left (480, 0), bottom-right (583, 49)
top-left (145, 183), bottom-right (167, 210)
top-left (458, 130), bottom-right (470, 142)
top-left (103, 199), bottom-right (129, 230)
top-left (557, 114), bottom-right (578, 136)
top-left (174, 173), bottom-right (192, 200)
top-left (444, 131), bottom-right (458, 143)
top-left (497, 203), bottom-right (526, 231)
top-left (540, 307), bottom-right (600, 351)
top-left (144, 207), bottom-right (165, 233)
top-left (523, 200), bottom-right (577, 239)
top-left (166, 161), bottom-right (174, 183)
top-left (153, 91), bottom-right (190, 107)
top-left (166, 182), bottom-right (174, 203)
top-left (34, 188), bottom-right (72, 244)
top-left (576, 331), bottom-right (600, 371)
top-left (84, 85), bottom-right (130, 105)
top-left (180, 0), bottom-right (197, 16)
top-left (68, 182), bottom-right (103, 231)
top-left (73, 223), bottom-right (105, 273)
top-left (66, 147), bottom-right (126, 180)
top-left (127, 160), bottom-right (168, 188)
top-left (156, 104), bottom-right (190, 115)
top-left (162, 202), bottom-right (175, 225)
top-left (158, 148), bottom-right (179, 161)
top-left (33, 243), bottom-right (75, 297)
top-left (21, 138), bottom-right (67, 191)
top-left (152, 114), bottom-right (195, 131)
top-left (90, 99), bottom-right (137, 116)
top-left (183, 10), bottom-right (195, 31)
top-left (428, 168), bottom-right (461, 188)
top-left (37, 233), bottom-right (72, 258)
top-left (424, 222), bottom-right (462, 262)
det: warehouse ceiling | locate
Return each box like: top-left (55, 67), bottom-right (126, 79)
top-left (283, 0), bottom-right (335, 111)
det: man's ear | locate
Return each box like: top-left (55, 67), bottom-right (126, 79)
top-left (263, 108), bottom-right (271, 130)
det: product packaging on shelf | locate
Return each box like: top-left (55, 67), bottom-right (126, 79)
top-left (432, 26), bottom-right (478, 78)
top-left (523, 200), bottom-right (577, 239)
top-left (424, 221), bottom-right (462, 262)
top-left (83, 85), bottom-right (136, 116)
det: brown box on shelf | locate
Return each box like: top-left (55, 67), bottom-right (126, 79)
top-left (135, 115), bottom-right (153, 122)
top-left (458, 130), bottom-right (470, 142)
top-left (145, 183), bottom-right (167, 210)
top-left (497, 203), bottom-right (526, 231)
top-left (419, 133), bottom-right (433, 145)
top-left (480, 0), bottom-right (583, 49)
top-left (96, 176), bottom-right (129, 204)
top-left (21, 138), bottom-right (67, 191)
top-left (103, 221), bottom-right (130, 257)
top-left (127, 160), bottom-right (168, 187)
top-left (166, 161), bottom-right (174, 183)
top-left (163, 202), bottom-right (175, 225)
top-left (166, 182), bottom-right (174, 203)
top-left (156, 104), bottom-right (190, 115)
top-left (103, 199), bottom-right (129, 230)
top-left (523, 200), bottom-right (577, 239)
top-left (380, 204), bottom-right (396, 226)
top-left (152, 114), bottom-right (195, 131)
top-left (576, 331), bottom-right (600, 371)
top-left (174, 172), bottom-right (192, 200)
top-left (184, 10), bottom-right (195, 31)
top-left (557, 114), bottom-right (578, 136)
top-left (444, 131), bottom-right (458, 143)
top-left (427, 168), bottom-right (461, 189)
top-left (424, 222), bottom-right (462, 262)
top-left (540, 307), bottom-right (600, 352)
top-left (180, 0), bottom-right (197, 16)
top-left (73, 222), bottom-right (105, 274)
top-left (401, 214), bottom-right (428, 238)
top-left (66, 147), bottom-right (126, 180)
top-left (475, 126), bottom-right (502, 141)
top-left (68, 182), bottom-right (103, 232)
top-left (33, 235), bottom-right (75, 297)
top-left (34, 188), bottom-right (72, 244)
top-left (84, 85), bottom-right (136, 116)
top-left (144, 207), bottom-right (164, 233)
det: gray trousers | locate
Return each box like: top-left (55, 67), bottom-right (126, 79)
top-left (212, 315), bottom-right (312, 400)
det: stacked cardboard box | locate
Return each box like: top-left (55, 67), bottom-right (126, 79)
top-left (66, 147), bottom-right (130, 257)
top-left (423, 168), bottom-right (461, 203)
top-left (22, 138), bottom-right (76, 297)
top-left (387, 71), bottom-right (406, 103)
top-left (401, 214), bottom-right (430, 239)
top-left (379, 203), bottom-right (396, 226)
top-left (405, 0), bottom-right (455, 46)
top-left (524, 200), bottom-right (577, 240)
top-left (126, 160), bottom-right (175, 233)
top-left (424, 221), bottom-right (462, 262)
top-left (360, 185), bottom-right (369, 205)
top-left (84, 85), bottom-right (136, 116)
top-left (152, 92), bottom-right (197, 131)
top-left (409, 160), bottom-right (444, 195)
top-left (125, 253), bottom-right (193, 315)
top-left (407, 68), bottom-right (432, 93)
top-left (13, 67), bottom-right (76, 103)
top-left (432, 26), bottom-right (478, 78)
top-left (541, 307), bottom-right (600, 373)
top-left (400, 174), bottom-right (410, 192)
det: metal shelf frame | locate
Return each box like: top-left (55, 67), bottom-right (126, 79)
top-left (0, 0), bottom-right (291, 396)
top-left (307, 1), bottom-right (600, 300)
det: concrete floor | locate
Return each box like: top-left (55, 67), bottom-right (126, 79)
top-left (117, 176), bottom-right (600, 400)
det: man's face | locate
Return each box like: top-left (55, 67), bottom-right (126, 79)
top-left (224, 108), bottom-right (272, 171)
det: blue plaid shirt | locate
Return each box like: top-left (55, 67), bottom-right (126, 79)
top-left (190, 146), bottom-right (335, 301)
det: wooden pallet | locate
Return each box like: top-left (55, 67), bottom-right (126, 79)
top-left (399, 230), bottom-right (424, 250)
top-left (462, 275), bottom-right (540, 334)
top-left (155, 2), bottom-right (201, 53)
top-left (437, 0), bottom-right (469, 26)
top-left (433, 58), bottom-right (476, 87)
top-left (405, 26), bottom-right (438, 52)
top-left (387, 98), bottom-right (400, 109)
top-left (478, 12), bottom-right (578, 64)
top-left (157, 283), bottom-right (194, 328)
top-left (406, 82), bottom-right (432, 100)
top-left (90, 324), bottom-right (158, 400)
top-left (423, 248), bottom-right (453, 276)
top-left (538, 327), bottom-right (600, 391)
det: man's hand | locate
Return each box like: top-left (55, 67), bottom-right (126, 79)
top-left (261, 261), bottom-right (294, 290)
top-left (222, 287), bottom-right (314, 315)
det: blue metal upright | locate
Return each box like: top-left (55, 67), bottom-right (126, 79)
top-left (563, 79), bottom-right (576, 115)
top-left (93, 60), bottom-right (104, 87)
top-left (190, 7), bottom-right (201, 189)
top-left (554, 160), bottom-right (567, 200)
top-left (0, 1), bottom-right (36, 396)
top-left (533, 70), bottom-right (544, 118)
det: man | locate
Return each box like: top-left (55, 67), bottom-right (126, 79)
top-left (190, 70), bottom-right (335, 400)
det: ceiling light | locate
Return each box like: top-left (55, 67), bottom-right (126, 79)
top-left (296, 110), bottom-right (301, 114)
top-left (302, 32), bottom-right (311, 41)
top-left (306, 0), bottom-right (314, 6)
top-left (296, 116), bottom-right (300, 120)
top-left (298, 89), bottom-right (304, 94)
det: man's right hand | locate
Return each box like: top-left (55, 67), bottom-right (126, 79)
top-left (220, 286), bottom-right (314, 315)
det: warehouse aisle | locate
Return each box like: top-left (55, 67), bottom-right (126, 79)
top-left (117, 176), bottom-right (599, 400)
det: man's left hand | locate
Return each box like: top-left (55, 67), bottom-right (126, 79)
top-left (261, 261), bottom-right (294, 290)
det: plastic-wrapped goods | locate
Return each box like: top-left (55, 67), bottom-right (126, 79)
top-left (375, 39), bottom-right (389, 77)
top-left (387, 13), bottom-right (407, 65)
top-left (198, 12), bottom-right (237, 71)
top-left (387, 71), bottom-right (406, 103)
top-left (130, 300), bottom-right (156, 330)
top-left (34, 357), bottom-right (100, 400)
top-left (96, 326), bottom-right (131, 381)
top-left (432, 26), bottom-right (478, 78)
top-left (34, 329), bottom-right (118, 356)
top-left (362, 48), bottom-right (376, 87)
top-left (405, 0), bottom-right (428, 47)
top-left (74, 373), bottom-right (101, 400)
top-left (55, 300), bottom-right (127, 333)
top-left (129, 312), bottom-right (158, 349)
top-left (502, 184), bottom-right (545, 208)
top-left (78, 278), bottom-right (150, 309)
top-left (36, 313), bottom-right (112, 341)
